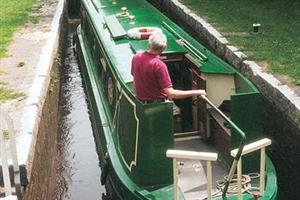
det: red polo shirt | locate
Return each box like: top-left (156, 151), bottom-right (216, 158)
top-left (131, 52), bottom-right (173, 101)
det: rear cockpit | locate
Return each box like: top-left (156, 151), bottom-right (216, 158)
top-left (91, 3), bottom-right (261, 157)
top-left (128, 27), bottom-right (238, 142)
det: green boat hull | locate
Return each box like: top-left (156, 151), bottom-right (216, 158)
top-left (74, 0), bottom-right (278, 199)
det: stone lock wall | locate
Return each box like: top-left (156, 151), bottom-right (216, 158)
top-left (23, 8), bottom-right (67, 199)
top-left (23, 56), bottom-right (60, 200)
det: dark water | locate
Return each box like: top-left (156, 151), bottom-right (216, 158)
top-left (55, 24), bottom-right (106, 200)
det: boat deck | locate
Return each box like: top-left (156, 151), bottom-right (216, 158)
top-left (175, 138), bottom-right (228, 199)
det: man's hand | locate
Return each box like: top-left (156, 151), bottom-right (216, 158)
top-left (195, 89), bottom-right (206, 97)
top-left (164, 87), bottom-right (207, 99)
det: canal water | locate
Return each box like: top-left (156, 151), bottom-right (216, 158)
top-left (54, 24), bottom-right (107, 200)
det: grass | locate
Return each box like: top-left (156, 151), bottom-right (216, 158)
top-left (179, 0), bottom-right (300, 84)
top-left (0, 0), bottom-right (37, 102)
top-left (0, 87), bottom-right (25, 103)
top-left (0, 0), bottom-right (37, 57)
top-left (0, 80), bottom-right (25, 103)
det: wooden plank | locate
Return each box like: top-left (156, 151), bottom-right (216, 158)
top-left (231, 138), bottom-right (271, 157)
top-left (167, 149), bottom-right (218, 161)
top-left (104, 15), bottom-right (127, 40)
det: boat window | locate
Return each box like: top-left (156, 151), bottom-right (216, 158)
top-left (161, 53), bottom-right (185, 63)
top-left (81, 10), bottom-right (86, 30)
top-left (84, 19), bottom-right (93, 47)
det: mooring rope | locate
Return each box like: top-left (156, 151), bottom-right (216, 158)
top-left (209, 172), bottom-right (261, 198)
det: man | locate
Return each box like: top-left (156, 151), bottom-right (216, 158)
top-left (131, 32), bottom-right (206, 103)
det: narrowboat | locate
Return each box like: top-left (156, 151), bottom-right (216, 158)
top-left (74, 0), bottom-right (278, 199)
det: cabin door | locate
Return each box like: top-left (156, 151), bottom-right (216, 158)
top-left (191, 68), bottom-right (206, 134)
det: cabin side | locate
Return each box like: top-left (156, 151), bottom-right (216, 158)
top-left (78, 0), bottom-right (175, 192)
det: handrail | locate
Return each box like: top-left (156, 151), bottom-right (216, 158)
top-left (200, 95), bottom-right (246, 199)
top-left (231, 138), bottom-right (272, 199)
top-left (162, 21), bottom-right (208, 62)
top-left (201, 95), bottom-right (246, 140)
top-left (166, 149), bottom-right (218, 200)
top-left (231, 138), bottom-right (271, 157)
top-left (91, 0), bottom-right (102, 11)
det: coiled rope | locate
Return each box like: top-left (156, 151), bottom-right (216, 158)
top-left (211, 172), bottom-right (261, 198)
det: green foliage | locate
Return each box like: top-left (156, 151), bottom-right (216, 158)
top-left (0, 86), bottom-right (25, 103)
top-left (0, 80), bottom-right (8, 85)
top-left (0, 0), bottom-right (37, 57)
top-left (180, 0), bottom-right (300, 82)
top-left (49, 54), bottom-right (61, 92)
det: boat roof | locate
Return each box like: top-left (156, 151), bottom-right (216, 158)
top-left (129, 40), bottom-right (187, 55)
top-left (103, 13), bottom-right (189, 55)
top-left (87, 0), bottom-right (236, 84)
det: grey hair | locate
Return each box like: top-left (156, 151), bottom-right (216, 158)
top-left (148, 32), bottom-right (167, 52)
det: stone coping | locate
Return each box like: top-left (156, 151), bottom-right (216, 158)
top-left (0, 0), bottom-right (64, 185)
top-left (19, 0), bottom-right (64, 169)
top-left (0, 196), bottom-right (17, 200)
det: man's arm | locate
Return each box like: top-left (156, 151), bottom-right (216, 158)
top-left (163, 87), bottom-right (206, 100)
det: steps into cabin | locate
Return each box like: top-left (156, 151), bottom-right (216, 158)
top-left (174, 131), bottom-right (203, 142)
top-left (177, 159), bottom-right (227, 199)
top-left (175, 138), bottom-right (227, 199)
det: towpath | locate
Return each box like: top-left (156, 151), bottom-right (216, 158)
top-left (0, 0), bottom-right (63, 197)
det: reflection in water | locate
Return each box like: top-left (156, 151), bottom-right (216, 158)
top-left (55, 24), bottom-right (106, 200)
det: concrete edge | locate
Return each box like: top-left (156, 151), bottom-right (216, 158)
top-left (15, 0), bottom-right (65, 183)
top-left (166, 0), bottom-right (300, 129)
top-left (0, 195), bottom-right (17, 200)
